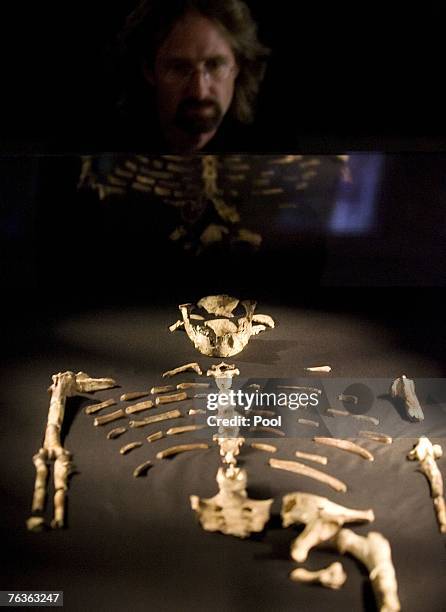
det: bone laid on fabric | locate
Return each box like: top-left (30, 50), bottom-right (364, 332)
top-left (31, 449), bottom-right (49, 512)
top-left (313, 437), bottom-right (374, 461)
top-left (166, 424), bottom-right (206, 436)
top-left (84, 398), bottom-right (117, 415)
top-left (26, 517), bottom-right (45, 532)
top-left (124, 400), bottom-right (154, 414)
top-left (162, 363), bottom-right (203, 378)
top-left (390, 374), bottom-right (425, 421)
top-left (146, 430), bottom-right (164, 443)
top-left (133, 460), bottom-right (153, 477)
top-left (120, 391), bottom-right (150, 402)
top-left (249, 426), bottom-right (286, 437)
top-left (298, 418), bottom-right (319, 427)
top-left (359, 431), bottom-right (393, 444)
top-left (129, 408), bottom-right (182, 428)
top-left (295, 450), bottom-right (328, 465)
top-left (107, 427), bottom-right (127, 440)
top-left (250, 442), bottom-right (277, 453)
top-left (305, 366), bottom-right (332, 373)
top-left (278, 385), bottom-right (322, 395)
top-left (155, 391), bottom-right (188, 405)
top-left (327, 408), bottom-right (350, 417)
top-left (120, 442), bottom-right (142, 455)
top-left (352, 414), bottom-right (380, 426)
top-left (337, 393), bottom-right (359, 404)
top-left (269, 458), bottom-right (347, 492)
top-left (150, 385), bottom-right (176, 394)
top-left (156, 443), bottom-right (209, 459)
top-left (94, 408), bottom-right (126, 426)
top-left (188, 408), bottom-right (206, 415)
top-left (289, 563), bottom-right (347, 589)
top-left (176, 382), bottom-right (210, 390)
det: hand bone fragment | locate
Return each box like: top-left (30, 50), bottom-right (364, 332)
top-left (337, 394), bottom-right (358, 404)
top-left (313, 437), bottom-right (374, 461)
top-left (162, 363), bottom-right (203, 378)
top-left (155, 391), bottom-right (187, 405)
top-left (190, 466), bottom-right (273, 538)
top-left (270, 458), bottom-right (347, 493)
top-left (281, 492), bottom-right (374, 562)
top-left (290, 562), bottom-right (347, 589)
top-left (298, 418), bottom-right (319, 428)
top-left (84, 398), bottom-right (116, 415)
top-left (129, 408), bottom-right (182, 428)
top-left (337, 528), bottom-right (401, 612)
top-left (176, 382), bottom-right (210, 390)
top-left (156, 443), bottom-right (209, 459)
top-left (107, 427), bottom-right (127, 440)
top-left (120, 442), bottom-right (142, 455)
top-left (146, 430), bottom-right (164, 443)
top-left (125, 400), bottom-right (154, 415)
top-left (150, 385), bottom-right (175, 394)
top-left (94, 408), bottom-right (126, 427)
top-left (305, 366), bottom-right (332, 373)
top-left (295, 450), bottom-right (328, 465)
top-left (250, 442), bottom-right (277, 453)
top-left (133, 460), bottom-right (153, 477)
top-left (120, 391), bottom-right (150, 402)
top-left (408, 437), bottom-right (446, 533)
top-left (390, 374), bottom-right (424, 421)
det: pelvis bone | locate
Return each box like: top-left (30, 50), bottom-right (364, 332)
top-left (170, 295), bottom-right (274, 357)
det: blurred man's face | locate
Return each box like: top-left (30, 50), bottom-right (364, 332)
top-left (146, 11), bottom-right (239, 152)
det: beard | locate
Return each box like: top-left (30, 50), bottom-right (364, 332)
top-left (175, 98), bottom-right (223, 135)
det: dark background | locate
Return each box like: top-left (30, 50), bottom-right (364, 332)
top-left (2, 2), bottom-right (446, 153)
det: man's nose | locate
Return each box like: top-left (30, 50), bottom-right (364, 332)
top-left (185, 69), bottom-right (211, 99)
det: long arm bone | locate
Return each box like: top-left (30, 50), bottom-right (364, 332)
top-left (408, 437), bottom-right (446, 533)
top-left (337, 529), bottom-right (401, 612)
top-left (28, 371), bottom-right (117, 530)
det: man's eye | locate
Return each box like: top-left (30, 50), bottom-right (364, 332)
top-left (206, 58), bottom-right (227, 73)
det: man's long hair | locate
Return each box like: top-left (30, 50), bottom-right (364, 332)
top-left (119, 0), bottom-right (270, 124)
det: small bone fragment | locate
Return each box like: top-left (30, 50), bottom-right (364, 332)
top-left (188, 408), bottom-right (206, 416)
top-left (155, 391), bottom-right (187, 405)
top-left (120, 391), bottom-right (150, 402)
top-left (337, 393), bottom-right (358, 404)
top-left (31, 450), bottom-right (48, 512)
top-left (125, 400), bottom-right (154, 415)
top-left (26, 517), bottom-right (45, 532)
top-left (166, 424), bottom-right (206, 436)
top-left (107, 427), bottom-right (127, 440)
top-left (250, 442), bottom-right (277, 453)
top-left (85, 398), bottom-right (116, 415)
top-left (281, 492), bottom-right (374, 562)
top-left (162, 363), bottom-right (202, 378)
top-left (94, 408), bottom-right (126, 427)
top-left (359, 431), bottom-right (393, 444)
top-left (133, 460), bottom-right (153, 477)
top-left (190, 465), bottom-right (273, 538)
top-left (278, 385), bottom-right (322, 395)
top-left (120, 441), bottom-right (142, 455)
top-left (313, 437), bottom-right (374, 461)
top-left (176, 382), bottom-right (210, 390)
top-left (298, 418), bottom-right (319, 428)
top-left (337, 529), bottom-right (400, 612)
top-left (270, 458), bottom-right (347, 493)
top-left (290, 562), bottom-right (347, 589)
top-left (51, 450), bottom-right (72, 528)
top-left (129, 408), bottom-right (182, 428)
top-left (146, 430), bottom-right (164, 443)
top-left (390, 374), bottom-right (424, 421)
top-left (157, 443), bottom-right (209, 459)
top-left (305, 366), bottom-right (332, 373)
top-left (295, 450), bottom-right (328, 465)
top-left (352, 414), bottom-right (380, 426)
top-left (327, 408), bottom-right (350, 417)
top-left (250, 426), bottom-right (286, 437)
top-left (408, 437), bottom-right (446, 533)
top-left (151, 385), bottom-right (175, 394)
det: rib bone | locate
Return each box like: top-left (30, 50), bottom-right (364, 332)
top-left (129, 408), bottom-right (182, 428)
top-left (107, 427), bottom-right (127, 440)
top-left (84, 398), bottom-right (116, 415)
top-left (360, 431), bottom-right (393, 444)
top-left (295, 450), bottom-right (328, 465)
top-left (157, 443), bottom-right (209, 459)
top-left (313, 437), bottom-right (374, 461)
top-left (133, 460), bottom-right (152, 477)
top-left (290, 562), bottom-right (347, 589)
top-left (94, 408), bottom-right (126, 426)
top-left (120, 442), bottom-right (142, 455)
top-left (125, 400), bottom-right (154, 414)
top-left (270, 458), bottom-right (347, 493)
top-left (166, 424), bottom-right (206, 436)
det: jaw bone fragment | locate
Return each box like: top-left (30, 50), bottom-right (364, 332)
top-left (162, 363), bottom-right (203, 378)
top-left (269, 458), bottom-right (347, 493)
top-left (281, 492), bottom-right (374, 562)
top-left (390, 375), bottom-right (424, 421)
top-left (337, 528), bottom-right (401, 612)
top-left (190, 465), bottom-right (273, 538)
top-left (290, 562), bottom-right (347, 589)
top-left (408, 437), bottom-right (446, 533)
top-left (313, 437), bottom-right (374, 461)
top-left (28, 371), bottom-right (117, 530)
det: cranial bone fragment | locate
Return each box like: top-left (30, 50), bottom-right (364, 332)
top-left (337, 529), bottom-right (400, 612)
top-left (133, 460), bottom-right (153, 477)
top-left (190, 466), bottom-right (273, 538)
top-left (120, 442), bottom-right (142, 455)
top-left (250, 442), bottom-right (277, 453)
top-left (360, 431), bottom-right (393, 444)
top-left (313, 437), bottom-right (374, 461)
top-left (125, 400), bottom-right (154, 415)
top-left (155, 391), bottom-right (187, 405)
top-left (249, 426), bottom-right (285, 437)
top-left (290, 562), bottom-right (347, 589)
top-left (166, 424), bottom-right (206, 436)
top-left (408, 437), bottom-right (446, 533)
top-left (270, 458), bottom-right (347, 493)
top-left (216, 437), bottom-right (245, 465)
top-left (107, 427), bottom-right (127, 440)
top-left (151, 385), bottom-right (175, 394)
top-left (390, 375), bottom-right (424, 421)
top-left (28, 371), bottom-right (117, 530)
top-left (146, 430), bottom-right (164, 443)
top-left (295, 450), bottom-right (328, 465)
top-left (129, 408), bottom-right (182, 428)
top-left (94, 408), bottom-right (126, 427)
top-left (84, 398), bottom-right (116, 415)
top-left (162, 363), bottom-right (203, 378)
top-left (298, 418), bottom-right (319, 428)
top-left (156, 443), bottom-right (209, 459)
top-left (177, 382), bottom-right (210, 390)
top-left (173, 296), bottom-right (274, 357)
top-left (281, 492), bottom-right (374, 562)
top-left (120, 391), bottom-right (150, 402)
top-left (305, 366), bottom-right (332, 373)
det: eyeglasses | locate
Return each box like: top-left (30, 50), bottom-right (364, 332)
top-left (162, 58), bottom-right (236, 85)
